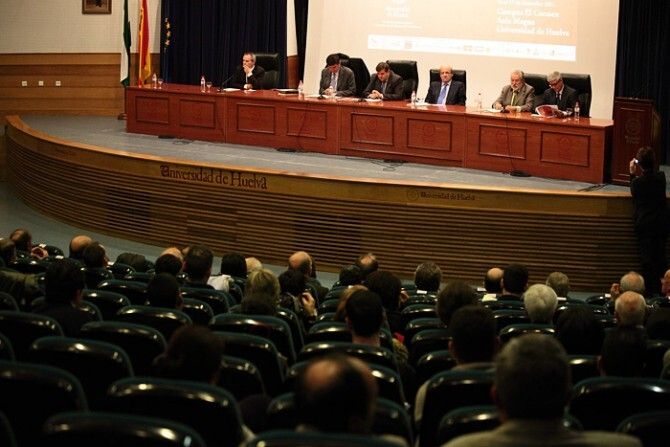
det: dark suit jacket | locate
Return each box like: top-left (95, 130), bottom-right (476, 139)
top-left (362, 71), bottom-right (404, 100)
top-left (34, 302), bottom-right (96, 337)
top-left (631, 170), bottom-right (669, 236)
top-left (319, 65), bottom-right (356, 97)
top-left (425, 80), bottom-right (466, 105)
top-left (538, 84), bottom-right (578, 111)
top-left (230, 65), bottom-right (266, 89)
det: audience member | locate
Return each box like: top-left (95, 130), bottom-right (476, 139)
top-left (536, 71), bottom-right (578, 112)
top-left (436, 280), bottom-right (478, 327)
top-left (82, 241), bottom-right (109, 268)
top-left (345, 289), bottom-right (385, 346)
top-left (523, 284), bottom-right (558, 324)
top-left (245, 257), bottom-right (263, 273)
top-left (0, 238), bottom-right (41, 306)
top-left (68, 234), bottom-right (93, 261)
top-left (425, 65), bottom-right (466, 105)
top-left (615, 291), bottom-right (647, 327)
top-left (356, 252), bottom-right (379, 279)
top-left (365, 270), bottom-right (406, 334)
top-left (338, 264), bottom-right (363, 287)
top-left (492, 70), bottom-right (535, 113)
top-left (363, 62), bottom-right (404, 100)
top-left (220, 252), bottom-right (247, 278)
top-left (444, 334), bottom-right (641, 447)
top-left (610, 271), bottom-right (646, 301)
top-left (555, 306), bottom-right (605, 355)
top-left (319, 53), bottom-right (356, 97)
top-left (147, 272), bottom-right (183, 309)
top-left (182, 245), bottom-right (214, 288)
top-left (598, 326), bottom-right (647, 377)
top-left (9, 228), bottom-right (47, 260)
top-left (481, 267), bottom-right (503, 301)
top-left (240, 268), bottom-right (281, 315)
top-left (546, 271), bottom-right (570, 301)
top-left (278, 268), bottom-right (317, 326)
top-left (499, 264), bottom-right (529, 300)
top-left (0, 238), bottom-right (16, 266)
top-left (230, 52), bottom-right (265, 90)
top-left (413, 262), bottom-right (442, 294)
top-left (334, 284), bottom-right (368, 321)
top-left (288, 251), bottom-right (328, 301)
top-left (116, 252), bottom-right (152, 272)
top-left (154, 253), bottom-right (183, 276)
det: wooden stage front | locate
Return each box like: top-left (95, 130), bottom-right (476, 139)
top-left (4, 110), bottom-right (641, 292)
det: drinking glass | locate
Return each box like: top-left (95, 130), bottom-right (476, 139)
top-left (565, 108), bottom-right (573, 117)
top-left (206, 81), bottom-right (213, 93)
top-left (157, 78), bottom-right (164, 89)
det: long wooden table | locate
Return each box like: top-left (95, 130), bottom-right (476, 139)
top-left (126, 85), bottom-right (613, 183)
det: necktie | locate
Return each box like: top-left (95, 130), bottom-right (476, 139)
top-left (437, 83), bottom-right (448, 104)
top-left (557, 92), bottom-right (561, 104)
top-left (330, 73), bottom-right (337, 90)
top-left (510, 91), bottom-right (517, 106)
top-left (382, 82), bottom-right (387, 94)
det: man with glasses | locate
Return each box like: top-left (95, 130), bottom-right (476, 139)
top-left (537, 71), bottom-right (578, 112)
top-left (425, 65), bottom-right (466, 105)
top-left (493, 69), bottom-right (535, 112)
top-left (319, 53), bottom-right (356, 97)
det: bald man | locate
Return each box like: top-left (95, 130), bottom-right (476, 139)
top-left (68, 235), bottom-right (93, 261)
top-left (425, 65), bottom-right (466, 105)
top-left (288, 251), bottom-right (328, 301)
top-left (615, 291), bottom-right (647, 327)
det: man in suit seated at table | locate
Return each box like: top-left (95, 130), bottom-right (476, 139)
top-left (230, 52), bottom-right (265, 90)
top-left (319, 53), bottom-right (356, 97)
top-left (425, 65), bottom-right (466, 105)
top-left (536, 71), bottom-right (578, 112)
top-left (362, 62), bottom-right (404, 100)
top-left (493, 69), bottom-right (535, 112)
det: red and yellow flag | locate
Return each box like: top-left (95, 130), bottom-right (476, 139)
top-left (137, 0), bottom-right (152, 85)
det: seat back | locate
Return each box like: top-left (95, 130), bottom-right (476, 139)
top-left (219, 354), bottom-right (266, 400)
top-left (414, 349), bottom-right (458, 385)
top-left (569, 377), bottom-right (670, 430)
top-left (436, 405), bottom-right (499, 445)
top-left (109, 262), bottom-right (135, 279)
top-left (419, 370), bottom-right (495, 447)
top-left (80, 320), bottom-right (166, 376)
top-left (255, 52), bottom-right (281, 89)
top-left (246, 429), bottom-right (404, 447)
top-left (82, 266), bottom-right (114, 289)
top-left (180, 297), bottom-right (214, 326)
top-left (317, 298), bottom-right (340, 313)
top-left (43, 411), bottom-right (206, 447)
top-left (0, 333), bottom-right (14, 361)
top-left (428, 68), bottom-right (467, 92)
top-left (400, 304), bottom-right (437, 329)
top-left (493, 309), bottom-right (530, 332)
top-left (498, 323), bottom-right (555, 344)
top-left (114, 305), bottom-right (192, 341)
top-left (180, 286), bottom-right (232, 314)
top-left (644, 339), bottom-right (670, 377)
top-left (97, 279), bottom-right (148, 305)
top-left (386, 59), bottom-right (419, 99)
top-left (107, 377), bottom-right (244, 447)
top-left (0, 292), bottom-right (19, 311)
top-left (409, 328), bottom-right (451, 365)
top-left (404, 318), bottom-right (443, 349)
top-left (276, 307), bottom-right (305, 352)
top-left (562, 73), bottom-right (592, 117)
top-left (0, 310), bottom-right (63, 360)
top-left (0, 360), bottom-right (88, 446)
top-left (82, 289), bottom-right (131, 320)
top-left (340, 57), bottom-right (369, 97)
top-left (523, 72), bottom-right (548, 103)
top-left (306, 321), bottom-right (394, 351)
top-left (27, 336), bottom-right (134, 409)
top-left (567, 354), bottom-right (600, 384)
top-left (298, 341), bottom-right (398, 372)
top-left (617, 410), bottom-right (670, 447)
top-left (481, 299), bottom-right (525, 311)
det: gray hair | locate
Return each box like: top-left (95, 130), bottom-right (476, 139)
top-left (615, 291), bottom-right (646, 326)
top-left (523, 284), bottom-right (558, 324)
top-left (546, 272), bottom-right (569, 298)
top-left (547, 71), bottom-right (562, 83)
top-left (620, 271), bottom-right (645, 295)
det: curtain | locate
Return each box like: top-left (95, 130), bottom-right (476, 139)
top-left (294, 0), bottom-right (309, 81)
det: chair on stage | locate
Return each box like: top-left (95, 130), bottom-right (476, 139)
top-left (340, 57), bottom-right (370, 97)
top-left (386, 60), bottom-right (419, 99)
top-left (562, 73), bottom-right (592, 117)
top-left (255, 52), bottom-right (281, 89)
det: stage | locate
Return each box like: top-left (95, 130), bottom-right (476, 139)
top-left (4, 115), bottom-right (644, 291)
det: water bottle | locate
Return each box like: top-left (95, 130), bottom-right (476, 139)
top-left (410, 90), bottom-right (417, 106)
top-left (574, 101), bottom-right (580, 120)
top-left (476, 93), bottom-right (483, 111)
top-left (151, 73), bottom-right (157, 89)
top-left (298, 80), bottom-right (304, 98)
top-left (200, 75), bottom-right (206, 93)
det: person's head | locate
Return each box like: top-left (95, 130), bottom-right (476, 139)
top-left (523, 284), bottom-right (558, 324)
top-left (599, 327), bottom-right (647, 377)
top-left (546, 71), bottom-right (564, 93)
top-left (246, 257), bottom-right (263, 273)
top-left (620, 271), bottom-right (645, 295)
top-left (502, 264), bottom-right (529, 296)
top-left (414, 262), bottom-right (442, 292)
top-left (82, 242), bottom-right (108, 269)
top-left (147, 273), bottom-right (183, 309)
top-left (365, 270), bottom-right (402, 312)
top-left (345, 290), bottom-right (384, 339)
top-left (153, 325), bottom-right (223, 384)
top-left (288, 251), bottom-right (312, 276)
top-left (484, 267), bottom-right (503, 294)
top-left (220, 252), bottom-right (247, 278)
top-left (436, 279), bottom-right (478, 326)
top-left (356, 253), bottom-right (379, 279)
top-left (339, 264), bottom-right (363, 287)
top-left (240, 291), bottom-right (277, 315)
top-left (9, 228), bottom-right (32, 252)
top-left (546, 271), bottom-right (570, 298)
top-left (509, 70), bottom-right (525, 90)
top-left (334, 284), bottom-right (368, 321)
top-left (615, 291), bottom-right (647, 327)
top-left (45, 258), bottom-right (86, 305)
top-left (183, 245), bottom-right (213, 283)
top-left (245, 268), bottom-right (280, 302)
top-left (449, 305), bottom-right (497, 364)
top-left (154, 253), bottom-right (183, 276)
top-left (242, 52), bottom-right (256, 68)
top-left (635, 146), bottom-right (655, 171)
top-left (278, 268), bottom-right (306, 297)
top-left (645, 308), bottom-right (670, 340)
top-left (0, 239), bottom-right (17, 266)
top-left (375, 62), bottom-right (391, 82)
top-left (69, 235), bottom-right (93, 260)
top-left (439, 65), bottom-right (454, 84)
top-left (295, 355), bottom-right (378, 434)
top-left (661, 269), bottom-right (670, 296)
top-left (116, 252), bottom-right (150, 272)
top-left (494, 334), bottom-right (571, 421)
top-left (161, 246), bottom-right (184, 262)
top-left (555, 306), bottom-right (605, 355)
top-left (325, 53), bottom-right (341, 74)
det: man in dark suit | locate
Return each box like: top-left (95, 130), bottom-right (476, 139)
top-left (319, 53), bottom-right (356, 97)
top-left (230, 52), bottom-right (265, 90)
top-left (362, 62), bottom-right (404, 100)
top-left (537, 71), bottom-right (578, 111)
top-left (425, 65), bottom-right (466, 105)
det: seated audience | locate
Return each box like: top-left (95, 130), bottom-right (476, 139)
top-left (0, 238), bottom-right (41, 306)
top-left (356, 252), bottom-right (379, 280)
top-left (334, 284), bottom-right (368, 321)
top-left (182, 245), bottom-right (215, 289)
top-left (610, 271), bottom-right (646, 300)
top-left (481, 267), bottom-right (503, 301)
top-left (245, 257), bottom-right (263, 273)
top-left (498, 264), bottom-right (529, 301)
top-left (10, 228), bottom-right (48, 260)
top-left (523, 284), bottom-right (558, 324)
top-left (365, 270), bottom-right (407, 334)
top-left (436, 279), bottom-right (478, 327)
top-left (363, 62), bottom-right (404, 100)
top-left (154, 253), bottom-right (183, 276)
top-left (68, 234), bottom-right (93, 262)
top-left (444, 334), bottom-right (641, 447)
top-left (546, 271), bottom-right (570, 301)
top-left (116, 252), bottom-right (152, 272)
top-left (598, 326), bottom-right (647, 377)
top-left (278, 268), bottom-right (317, 327)
top-left (82, 241), bottom-right (109, 269)
top-left (147, 272), bottom-right (183, 309)
top-left (413, 261), bottom-right (442, 296)
top-left (338, 264), bottom-right (364, 287)
top-left (289, 250), bottom-right (328, 301)
top-left (615, 291), bottom-right (647, 327)
top-left (555, 306), bottom-right (605, 355)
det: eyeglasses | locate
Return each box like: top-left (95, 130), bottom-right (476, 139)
top-left (548, 80), bottom-right (562, 86)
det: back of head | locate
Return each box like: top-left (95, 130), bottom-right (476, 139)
top-left (153, 325), bottom-right (223, 383)
top-left (484, 267), bottom-right (503, 293)
top-left (339, 264), bottom-right (363, 286)
top-left (183, 245), bottom-right (213, 282)
top-left (246, 257), bottom-right (263, 273)
top-left (503, 264), bottom-right (529, 295)
top-left (546, 272), bottom-right (570, 298)
top-left (116, 252), bottom-right (150, 272)
top-left (495, 334), bottom-right (571, 420)
top-left (636, 146), bottom-right (655, 171)
top-left (45, 258), bottom-right (86, 305)
top-left (600, 326), bottom-right (647, 377)
top-left (414, 262), bottom-right (442, 292)
top-left (326, 53), bottom-right (340, 66)
top-left (69, 234), bottom-right (93, 260)
top-left (355, 253), bottom-right (379, 279)
top-left (436, 280), bottom-right (478, 326)
top-left (555, 306), bottom-right (605, 355)
top-left (220, 252), bottom-right (247, 278)
top-left (365, 270), bottom-right (401, 312)
top-left (334, 284), bottom-right (368, 321)
top-left (615, 291), bottom-right (647, 327)
top-left (0, 238), bottom-right (16, 266)
top-left (82, 242), bottom-right (107, 269)
top-left (9, 228), bottom-right (31, 252)
top-left (147, 273), bottom-right (182, 308)
top-left (450, 305), bottom-right (497, 363)
top-left (245, 268), bottom-right (280, 301)
top-left (620, 271), bottom-right (645, 295)
top-left (523, 284), bottom-right (558, 324)
top-left (295, 355), bottom-right (378, 434)
top-left (278, 268), bottom-right (306, 297)
top-left (154, 254), bottom-right (182, 276)
top-left (345, 290), bottom-right (384, 337)
top-left (288, 251), bottom-right (312, 276)
top-left (240, 291), bottom-right (277, 315)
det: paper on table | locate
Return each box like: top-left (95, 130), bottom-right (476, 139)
top-left (484, 108), bottom-right (502, 113)
top-left (365, 98), bottom-right (382, 103)
top-left (222, 88), bottom-right (240, 92)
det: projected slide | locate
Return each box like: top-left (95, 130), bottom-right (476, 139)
top-left (367, 0), bottom-right (577, 61)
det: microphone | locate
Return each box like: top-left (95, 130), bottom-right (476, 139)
top-left (218, 73), bottom-right (236, 91)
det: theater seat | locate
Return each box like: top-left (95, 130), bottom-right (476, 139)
top-left (0, 310), bottom-right (63, 360)
top-left (246, 429), bottom-right (403, 447)
top-left (340, 57), bottom-right (370, 97)
top-left (617, 410), bottom-right (670, 447)
top-left (562, 73), bottom-right (592, 117)
top-left (255, 52), bottom-right (281, 89)
top-left (387, 60), bottom-right (419, 99)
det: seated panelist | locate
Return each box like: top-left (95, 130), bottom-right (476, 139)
top-left (230, 52), bottom-right (265, 90)
top-left (362, 62), bottom-right (404, 100)
top-left (425, 65), bottom-right (466, 105)
top-left (493, 69), bottom-right (535, 112)
top-left (536, 71), bottom-right (578, 111)
top-left (319, 53), bottom-right (356, 97)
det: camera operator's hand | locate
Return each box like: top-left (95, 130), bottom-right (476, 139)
top-left (301, 292), bottom-right (317, 317)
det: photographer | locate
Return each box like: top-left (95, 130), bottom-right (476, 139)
top-left (278, 269), bottom-right (317, 331)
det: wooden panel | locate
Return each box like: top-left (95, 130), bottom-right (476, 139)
top-left (407, 118), bottom-right (453, 152)
top-left (478, 123), bottom-right (528, 159)
top-left (540, 131), bottom-right (590, 167)
top-left (236, 103), bottom-right (276, 134)
top-left (286, 107), bottom-right (328, 139)
top-left (179, 99), bottom-right (216, 129)
top-left (350, 113), bottom-right (395, 146)
top-left (135, 96), bottom-right (170, 124)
